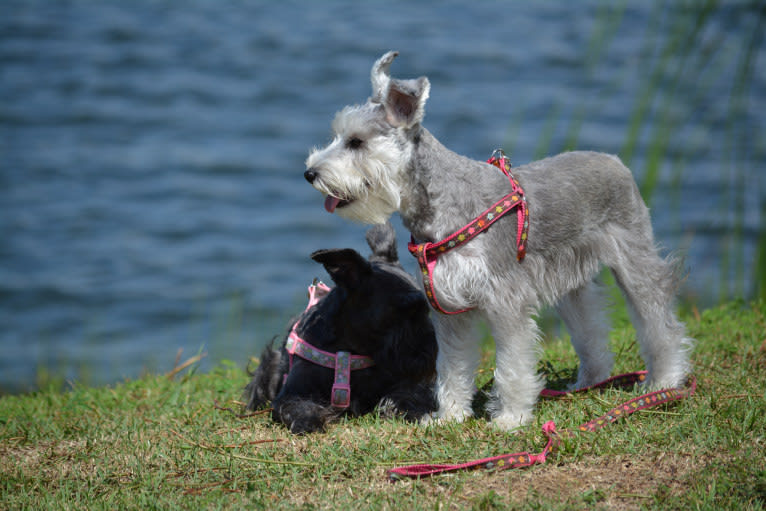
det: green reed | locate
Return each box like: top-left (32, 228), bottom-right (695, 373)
top-left (510, 0), bottom-right (765, 305)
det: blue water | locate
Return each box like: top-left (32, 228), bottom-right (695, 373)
top-left (1, 1), bottom-right (764, 393)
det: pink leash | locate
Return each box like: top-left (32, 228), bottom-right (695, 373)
top-left (387, 371), bottom-right (696, 480)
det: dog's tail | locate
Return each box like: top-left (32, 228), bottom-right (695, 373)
top-left (243, 338), bottom-right (285, 411)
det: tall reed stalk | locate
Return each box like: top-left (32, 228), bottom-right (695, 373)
top-left (511, 0), bottom-right (765, 306)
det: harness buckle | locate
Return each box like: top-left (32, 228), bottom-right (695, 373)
top-left (330, 383), bottom-right (351, 408)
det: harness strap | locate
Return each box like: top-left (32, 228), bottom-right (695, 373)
top-left (285, 328), bottom-right (376, 372)
top-left (407, 150), bottom-right (529, 315)
top-left (284, 282), bottom-right (375, 409)
top-left (331, 351), bottom-right (352, 408)
top-left (387, 372), bottom-right (696, 480)
top-left (284, 281), bottom-right (333, 377)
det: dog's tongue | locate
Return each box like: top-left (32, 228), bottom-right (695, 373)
top-left (324, 195), bottom-right (341, 213)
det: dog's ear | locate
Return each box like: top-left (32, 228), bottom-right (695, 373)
top-left (369, 51), bottom-right (430, 129)
top-left (311, 248), bottom-right (372, 289)
top-left (365, 222), bottom-right (398, 263)
top-left (371, 50), bottom-right (398, 102)
top-left (383, 77), bottom-right (430, 129)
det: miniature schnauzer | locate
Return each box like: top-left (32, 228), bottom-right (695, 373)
top-left (303, 51), bottom-right (693, 430)
top-left (244, 223), bottom-right (437, 434)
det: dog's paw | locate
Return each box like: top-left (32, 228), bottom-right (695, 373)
top-left (421, 406), bottom-right (473, 427)
top-left (568, 376), bottom-right (607, 391)
top-left (569, 366), bottom-right (613, 391)
top-left (489, 412), bottom-right (530, 432)
top-left (642, 371), bottom-right (687, 391)
top-left (274, 400), bottom-right (337, 434)
top-left (418, 412), bottom-right (437, 426)
top-left (286, 416), bottom-right (326, 434)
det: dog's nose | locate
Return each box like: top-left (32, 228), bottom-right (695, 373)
top-left (304, 169), bottom-right (318, 183)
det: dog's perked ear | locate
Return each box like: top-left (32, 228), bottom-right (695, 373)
top-left (371, 50), bottom-right (398, 102)
top-left (370, 51), bottom-right (430, 129)
top-left (365, 222), bottom-right (398, 264)
top-left (383, 77), bottom-right (430, 129)
top-left (311, 248), bottom-right (372, 289)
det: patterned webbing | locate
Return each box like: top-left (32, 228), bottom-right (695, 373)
top-left (387, 371), bottom-right (696, 480)
top-left (407, 149), bottom-right (529, 315)
top-left (284, 282), bottom-right (375, 408)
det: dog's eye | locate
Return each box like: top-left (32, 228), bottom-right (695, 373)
top-left (347, 137), bottom-right (364, 149)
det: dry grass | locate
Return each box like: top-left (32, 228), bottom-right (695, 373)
top-left (2, 300), bottom-right (765, 510)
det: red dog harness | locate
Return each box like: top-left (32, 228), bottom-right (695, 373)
top-left (284, 281), bottom-right (375, 408)
top-left (407, 150), bottom-right (529, 314)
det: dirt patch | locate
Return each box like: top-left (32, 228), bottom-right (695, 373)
top-left (461, 452), bottom-right (704, 509)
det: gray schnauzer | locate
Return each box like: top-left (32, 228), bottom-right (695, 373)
top-left (244, 223), bottom-right (437, 433)
top-left (303, 51), bottom-right (693, 430)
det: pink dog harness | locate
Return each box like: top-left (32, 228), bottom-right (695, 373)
top-left (407, 149), bottom-right (529, 314)
top-left (284, 281), bottom-right (375, 408)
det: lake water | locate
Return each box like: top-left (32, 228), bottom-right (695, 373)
top-left (1, 1), bottom-right (763, 393)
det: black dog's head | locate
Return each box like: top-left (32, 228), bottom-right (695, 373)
top-left (244, 223), bottom-right (437, 433)
top-left (307, 226), bottom-right (435, 381)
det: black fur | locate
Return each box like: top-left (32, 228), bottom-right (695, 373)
top-left (244, 223), bottom-right (438, 433)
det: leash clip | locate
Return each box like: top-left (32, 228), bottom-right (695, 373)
top-left (489, 148), bottom-right (507, 162)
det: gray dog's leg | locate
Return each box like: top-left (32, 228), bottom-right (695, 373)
top-left (486, 306), bottom-right (545, 430)
top-left (431, 311), bottom-right (482, 423)
top-left (607, 227), bottom-right (692, 389)
top-left (555, 280), bottom-right (614, 388)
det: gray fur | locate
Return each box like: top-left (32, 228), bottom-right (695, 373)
top-left (305, 51), bottom-right (694, 430)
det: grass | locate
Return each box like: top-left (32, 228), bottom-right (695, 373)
top-left (2, 300), bottom-right (764, 510)
top-left (2, 2), bottom-right (764, 509)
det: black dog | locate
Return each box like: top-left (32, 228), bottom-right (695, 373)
top-left (244, 223), bottom-right (437, 433)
